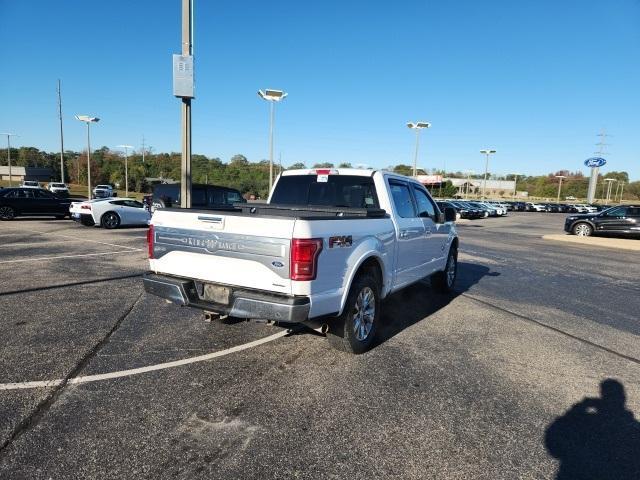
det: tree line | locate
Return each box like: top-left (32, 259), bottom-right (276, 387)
top-left (1, 146), bottom-right (638, 200)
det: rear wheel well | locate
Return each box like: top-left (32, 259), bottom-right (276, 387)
top-left (355, 257), bottom-right (383, 290)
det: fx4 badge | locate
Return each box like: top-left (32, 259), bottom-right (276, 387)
top-left (329, 235), bottom-right (353, 248)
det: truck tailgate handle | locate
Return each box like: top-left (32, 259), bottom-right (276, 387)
top-left (197, 215), bottom-right (223, 223)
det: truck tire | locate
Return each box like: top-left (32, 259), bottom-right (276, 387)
top-left (327, 273), bottom-right (380, 354)
top-left (431, 246), bottom-right (457, 294)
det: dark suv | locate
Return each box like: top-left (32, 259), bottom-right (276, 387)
top-left (564, 205), bottom-right (640, 237)
top-left (152, 183), bottom-right (246, 210)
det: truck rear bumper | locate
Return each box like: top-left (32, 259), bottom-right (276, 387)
top-left (143, 273), bottom-right (310, 323)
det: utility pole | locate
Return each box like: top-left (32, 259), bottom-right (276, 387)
top-left (141, 135), bottom-right (146, 164)
top-left (57, 79), bottom-right (65, 183)
top-left (555, 175), bottom-right (566, 203)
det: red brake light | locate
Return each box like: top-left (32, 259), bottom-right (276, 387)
top-left (290, 238), bottom-right (323, 281)
top-left (81, 204), bottom-right (91, 210)
top-left (146, 225), bottom-right (154, 259)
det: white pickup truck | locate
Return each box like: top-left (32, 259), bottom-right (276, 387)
top-left (144, 169), bottom-right (459, 353)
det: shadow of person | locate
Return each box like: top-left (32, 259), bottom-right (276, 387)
top-left (545, 379), bottom-right (640, 479)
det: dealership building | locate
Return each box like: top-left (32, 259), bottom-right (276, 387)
top-left (0, 166), bottom-right (54, 183)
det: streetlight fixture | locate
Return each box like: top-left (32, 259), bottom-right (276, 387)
top-left (603, 178), bottom-right (616, 203)
top-left (480, 149), bottom-right (496, 199)
top-left (258, 89), bottom-right (288, 190)
top-left (1, 133), bottom-right (18, 186)
top-left (75, 115), bottom-right (100, 199)
top-left (407, 122), bottom-right (431, 178)
top-left (116, 145), bottom-right (133, 197)
top-left (555, 175), bottom-right (566, 203)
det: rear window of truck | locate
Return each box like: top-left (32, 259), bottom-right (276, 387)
top-left (271, 175), bottom-right (379, 209)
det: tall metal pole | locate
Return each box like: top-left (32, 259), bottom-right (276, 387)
top-left (513, 174), bottom-right (519, 200)
top-left (57, 79), bottom-right (65, 183)
top-left (180, 0), bottom-right (192, 208)
top-left (123, 147), bottom-right (129, 197)
top-left (587, 167), bottom-right (598, 203)
top-left (619, 182), bottom-right (624, 202)
top-left (412, 128), bottom-right (420, 178)
top-left (86, 122), bottom-right (92, 199)
top-left (269, 100), bottom-right (275, 189)
top-left (7, 135), bottom-right (11, 186)
top-left (482, 152), bottom-right (489, 199)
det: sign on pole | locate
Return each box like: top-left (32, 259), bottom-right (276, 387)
top-left (584, 157), bottom-right (607, 203)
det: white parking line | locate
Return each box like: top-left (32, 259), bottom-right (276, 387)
top-left (0, 250), bottom-right (141, 264)
top-left (0, 240), bottom-right (90, 249)
top-left (0, 329), bottom-right (289, 391)
top-left (0, 225), bottom-right (141, 251)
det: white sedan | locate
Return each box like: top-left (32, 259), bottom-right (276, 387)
top-left (69, 197), bottom-right (151, 228)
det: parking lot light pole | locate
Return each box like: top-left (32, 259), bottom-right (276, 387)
top-left (480, 149), bottom-right (496, 199)
top-left (258, 89), bottom-right (288, 190)
top-left (1, 133), bottom-right (18, 186)
top-left (116, 145), bottom-right (133, 197)
top-left (407, 122), bottom-right (431, 178)
top-left (75, 116), bottom-right (100, 199)
top-left (555, 175), bottom-right (566, 203)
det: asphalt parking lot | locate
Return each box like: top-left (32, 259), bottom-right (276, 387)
top-left (1, 213), bottom-right (639, 479)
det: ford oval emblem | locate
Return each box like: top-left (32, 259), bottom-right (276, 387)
top-left (584, 157), bottom-right (607, 168)
top-left (271, 261), bottom-right (284, 268)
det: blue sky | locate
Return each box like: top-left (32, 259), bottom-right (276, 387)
top-left (1, 0), bottom-right (639, 179)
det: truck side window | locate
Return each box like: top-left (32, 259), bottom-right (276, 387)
top-left (389, 181), bottom-right (415, 218)
top-left (411, 185), bottom-right (437, 219)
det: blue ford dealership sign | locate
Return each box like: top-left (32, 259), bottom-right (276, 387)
top-left (584, 157), bottom-right (607, 168)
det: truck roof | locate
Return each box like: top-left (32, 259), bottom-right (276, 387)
top-left (281, 168), bottom-right (421, 184)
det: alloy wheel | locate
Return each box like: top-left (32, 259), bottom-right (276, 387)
top-left (352, 287), bottom-right (375, 341)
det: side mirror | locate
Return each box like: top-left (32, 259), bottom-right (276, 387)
top-left (444, 207), bottom-right (457, 223)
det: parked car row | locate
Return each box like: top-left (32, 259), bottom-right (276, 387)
top-left (506, 202), bottom-right (604, 213)
top-left (0, 183), bottom-right (247, 230)
top-left (436, 200), bottom-right (509, 220)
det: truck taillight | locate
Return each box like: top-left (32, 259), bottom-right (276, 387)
top-left (290, 238), bottom-right (323, 281)
top-left (146, 225), bottom-right (154, 259)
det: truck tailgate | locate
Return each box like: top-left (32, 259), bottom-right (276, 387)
top-left (150, 209), bottom-right (295, 295)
